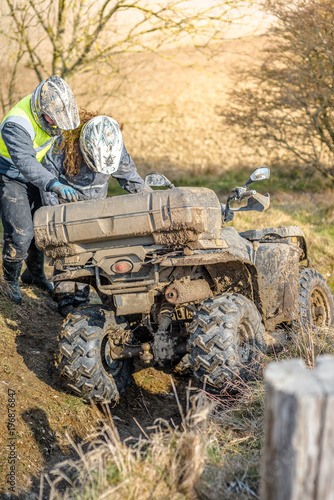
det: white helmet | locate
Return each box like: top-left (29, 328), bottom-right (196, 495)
top-left (79, 116), bottom-right (123, 174)
top-left (31, 76), bottom-right (79, 136)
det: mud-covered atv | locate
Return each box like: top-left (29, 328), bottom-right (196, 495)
top-left (34, 167), bottom-right (334, 403)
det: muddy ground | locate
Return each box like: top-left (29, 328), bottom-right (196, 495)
top-left (0, 283), bottom-right (195, 499)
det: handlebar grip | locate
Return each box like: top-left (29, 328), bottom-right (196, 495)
top-left (241, 190), bottom-right (256, 199)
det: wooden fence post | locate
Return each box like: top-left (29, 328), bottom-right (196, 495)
top-left (260, 355), bottom-right (334, 500)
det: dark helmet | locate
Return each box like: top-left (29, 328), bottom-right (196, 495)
top-left (30, 76), bottom-right (79, 136)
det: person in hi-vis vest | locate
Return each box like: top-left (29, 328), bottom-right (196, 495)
top-left (0, 76), bottom-right (80, 304)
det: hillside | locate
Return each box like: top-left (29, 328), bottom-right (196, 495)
top-left (0, 34), bottom-right (334, 499)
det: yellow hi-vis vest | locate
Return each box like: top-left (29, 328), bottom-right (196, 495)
top-left (0, 95), bottom-right (55, 162)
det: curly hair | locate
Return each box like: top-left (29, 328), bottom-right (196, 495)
top-left (60, 109), bottom-right (123, 177)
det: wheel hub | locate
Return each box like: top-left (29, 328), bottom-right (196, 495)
top-left (311, 287), bottom-right (330, 326)
top-left (104, 341), bottom-right (123, 377)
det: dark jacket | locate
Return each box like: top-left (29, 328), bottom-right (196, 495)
top-left (41, 138), bottom-right (151, 206)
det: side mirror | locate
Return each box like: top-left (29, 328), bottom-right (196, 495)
top-left (145, 173), bottom-right (174, 189)
top-left (244, 167), bottom-right (270, 188)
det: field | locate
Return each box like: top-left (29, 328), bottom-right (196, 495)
top-left (0, 35), bottom-right (334, 499)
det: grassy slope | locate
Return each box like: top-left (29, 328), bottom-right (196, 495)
top-left (0, 286), bottom-right (102, 495)
top-left (42, 328), bottom-right (334, 500)
top-left (1, 35), bottom-right (334, 499)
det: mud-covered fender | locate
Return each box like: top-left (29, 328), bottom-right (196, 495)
top-left (204, 259), bottom-right (265, 323)
top-left (239, 226), bottom-right (308, 262)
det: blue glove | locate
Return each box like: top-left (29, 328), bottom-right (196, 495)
top-left (51, 181), bottom-right (79, 202)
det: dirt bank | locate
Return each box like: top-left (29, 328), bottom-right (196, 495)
top-left (0, 284), bottom-right (191, 499)
top-left (0, 286), bottom-right (98, 497)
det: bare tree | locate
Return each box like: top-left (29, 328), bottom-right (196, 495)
top-left (0, 0), bottom-right (246, 111)
top-left (220, 0), bottom-right (334, 182)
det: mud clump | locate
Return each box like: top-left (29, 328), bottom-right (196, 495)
top-left (154, 228), bottom-right (199, 247)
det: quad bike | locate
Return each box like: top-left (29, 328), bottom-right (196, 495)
top-left (33, 167), bottom-right (334, 403)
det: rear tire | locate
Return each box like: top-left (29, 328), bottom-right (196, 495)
top-left (298, 268), bottom-right (334, 329)
top-left (188, 293), bottom-right (266, 390)
top-left (56, 305), bottom-right (133, 403)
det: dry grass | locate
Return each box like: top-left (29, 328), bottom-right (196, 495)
top-left (41, 320), bottom-right (334, 500)
top-left (39, 383), bottom-right (266, 500)
top-left (199, 381), bottom-right (265, 500)
top-left (276, 324), bottom-right (334, 370)
top-left (42, 387), bottom-right (212, 500)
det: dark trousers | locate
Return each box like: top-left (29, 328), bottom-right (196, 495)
top-left (0, 175), bottom-right (42, 263)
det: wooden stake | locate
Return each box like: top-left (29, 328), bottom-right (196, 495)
top-left (261, 355), bottom-right (334, 500)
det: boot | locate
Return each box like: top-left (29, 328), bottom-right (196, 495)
top-left (2, 260), bottom-right (23, 304)
top-left (53, 281), bottom-right (90, 317)
top-left (21, 247), bottom-right (54, 294)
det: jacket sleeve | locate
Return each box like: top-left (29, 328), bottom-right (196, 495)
top-left (40, 140), bottom-right (65, 205)
top-left (42, 139), bottom-right (64, 177)
top-left (1, 122), bottom-right (58, 191)
top-left (112, 144), bottom-right (152, 194)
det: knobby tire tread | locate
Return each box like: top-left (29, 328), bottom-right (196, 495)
top-left (189, 293), bottom-right (266, 389)
top-left (56, 305), bottom-right (133, 403)
top-left (298, 268), bottom-right (334, 329)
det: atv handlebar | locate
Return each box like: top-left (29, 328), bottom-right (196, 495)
top-left (229, 188), bottom-right (256, 202)
top-left (222, 166), bottom-right (271, 223)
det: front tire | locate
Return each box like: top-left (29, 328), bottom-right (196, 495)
top-left (188, 293), bottom-right (266, 390)
top-left (56, 305), bottom-right (133, 403)
top-left (298, 268), bottom-right (334, 329)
